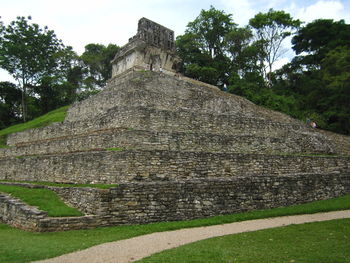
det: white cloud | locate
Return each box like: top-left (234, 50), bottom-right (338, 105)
top-left (0, 69), bottom-right (16, 83)
top-left (220, 0), bottom-right (256, 26)
top-left (1, 0), bottom-right (349, 83)
top-left (272, 57), bottom-right (290, 71)
top-left (288, 0), bottom-right (349, 23)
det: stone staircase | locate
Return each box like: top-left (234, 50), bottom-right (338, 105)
top-left (1, 70), bottom-right (349, 231)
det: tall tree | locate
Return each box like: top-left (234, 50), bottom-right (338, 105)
top-left (273, 19), bottom-right (350, 134)
top-left (292, 19), bottom-right (350, 68)
top-left (176, 6), bottom-right (236, 85)
top-left (249, 9), bottom-right (301, 86)
top-left (33, 46), bottom-right (83, 114)
top-left (80, 43), bottom-right (119, 89)
top-left (0, 82), bottom-right (22, 129)
top-left (319, 46), bottom-right (350, 134)
top-left (0, 16), bottom-right (66, 121)
top-left (186, 5), bottom-right (236, 58)
top-left (225, 27), bottom-right (260, 76)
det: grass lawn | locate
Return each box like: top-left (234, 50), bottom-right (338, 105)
top-left (138, 218), bottom-right (350, 263)
top-left (0, 185), bottom-right (83, 217)
top-left (0, 105), bottom-right (69, 148)
top-left (0, 194), bottom-right (349, 263)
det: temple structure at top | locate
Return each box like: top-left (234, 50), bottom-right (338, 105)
top-left (111, 17), bottom-right (181, 77)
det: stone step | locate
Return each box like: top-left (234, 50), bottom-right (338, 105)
top-left (65, 71), bottom-right (301, 125)
top-left (0, 150), bottom-right (348, 184)
top-left (7, 106), bottom-right (316, 146)
top-left (2, 173), bottom-right (350, 231)
top-left (0, 128), bottom-right (336, 158)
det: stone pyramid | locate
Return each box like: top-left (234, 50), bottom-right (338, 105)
top-left (1, 18), bottom-right (349, 231)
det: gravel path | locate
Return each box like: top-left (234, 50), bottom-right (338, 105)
top-left (35, 210), bottom-right (350, 263)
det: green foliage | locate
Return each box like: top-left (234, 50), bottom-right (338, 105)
top-left (292, 19), bottom-right (350, 64)
top-left (0, 135), bottom-right (7, 147)
top-left (139, 219), bottom-right (350, 263)
top-left (0, 8), bottom-right (349, 136)
top-left (177, 6), bottom-right (236, 86)
top-left (320, 46), bottom-right (350, 134)
top-left (0, 16), bottom-right (65, 85)
top-left (0, 105), bottom-right (69, 147)
top-left (0, 194), bottom-right (349, 263)
top-left (106, 147), bottom-right (124, 151)
top-left (0, 81), bottom-right (21, 129)
top-left (249, 9), bottom-right (301, 86)
top-left (81, 43), bottom-right (120, 89)
top-left (0, 18), bottom-right (119, 126)
top-left (177, 7), bottom-right (349, 135)
top-left (0, 185), bottom-right (83, 217)
top-left (0, 16), bottom-right (68, 121)
top-left (186, 5), bottom-right (236, 58)
top-left (185, 64), bottom-right (219, 84)
top-left (225, 27), bottom-right (258, 74)
top-left (274, 19), bottom-right (350, 134)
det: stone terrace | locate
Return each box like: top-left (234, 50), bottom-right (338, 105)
top-left (1, 70), bottom-right (350, 231)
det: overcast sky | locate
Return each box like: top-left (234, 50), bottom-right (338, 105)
top-left (1, 0), bottom-right (349, 82)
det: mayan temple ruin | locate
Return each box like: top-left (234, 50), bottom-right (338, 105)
top-left (0, 18), bottom-right (350, 231)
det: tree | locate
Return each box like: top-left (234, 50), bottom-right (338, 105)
top-left (292, 19), bottom-right (350, 68)
top-left (186, 6), bottom-right (236, 58)
top-left (319, 46), bottom-right (350, 134)
top-left (249, 9), bottom-right (301, 86)
top-left (33, 46), bottom-right (84, 114)
top-left (176, 6), bottom-right (236, 86)
top-left (225, 27), bottom-right (261, 77)
top-left (80, 43), bottom-right (119, 90)
top-left (273, 19), bottom-right (350, 134)
top-left (0, 82), bottom-right (22, 129)
top-left (0, 16), bottom-right (66, 121)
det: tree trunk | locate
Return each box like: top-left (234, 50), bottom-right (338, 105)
top-left (21, 84), bottom-right (27, 122)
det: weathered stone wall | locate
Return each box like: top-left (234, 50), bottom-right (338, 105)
top-left (0, 193), bottom-right (47, 230)
top-left (52, 187), bottom-right (110, 216)
top-left (111, 18), bottom-right (180, 76)
top-left (6, 106), bottom-right (301, 146)
top-left (1, 24), bottom-right (349, 232)
top-left (64, 71), bottom-right (300, 124)
top-left (2, 173), bottom-right (349, 231)
top-left (8, 106), bottom-right (340, 154)
top-left (0, 128), bottom-right (336, 158)
top-left (6, 71), bottom-right (346, 154)
top-left (106, 174), bottom-right (350, 224)
top-left (0, 193), bottom-right (104, 231)
top-left (0, 150), bottom-right (348, 184)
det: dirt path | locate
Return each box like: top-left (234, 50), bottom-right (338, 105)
top-left (35, 210), bottom-right (350, 263)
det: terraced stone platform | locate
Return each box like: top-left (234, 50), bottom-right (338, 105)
top-left (1, 70), bottom-right (350, 231)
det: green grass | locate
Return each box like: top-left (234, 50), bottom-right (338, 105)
top-left (0, 180), bottom-right (118, 189)
top-left (0, 185), bottom-right (83, 217)
top-left (0, 105), bottom-right (69, 148)
top-left (138, 219), bottom-right (350, 263)
top-left (0, 194), bottom-right (349, 263)
top-left (106, 147), bottom-right (124, 151)
top-left (0, 135), bottom-right (9, 148)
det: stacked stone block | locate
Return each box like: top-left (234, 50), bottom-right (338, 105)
top-left (1, 70), bottom-right (350, 231)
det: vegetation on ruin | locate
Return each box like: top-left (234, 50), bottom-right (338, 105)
top-left (1, 10), bottom-right (349, 135)
top-left (0, 194), bottom-right (350, 263)
top-left (176, 7), bottom-right (350, 135)
top-left (0, 184), bottom-right (83, 217)
top-left (106, 147), bottom-right (124, 151)
top-left (0, 105), bottom-right (69, 148)
top-left (138, 219), bottom-right (350, 263)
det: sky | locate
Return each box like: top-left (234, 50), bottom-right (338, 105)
top-left (1, 0), bottom-right (349, 82)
